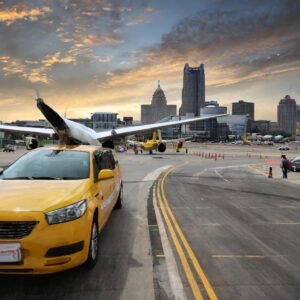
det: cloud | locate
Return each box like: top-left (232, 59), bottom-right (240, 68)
top-left (0, 4), bottom-right (51, 25)
top-left (0, 52), bottom-right (76, 84)
top-left (102, 0), bottom-right (300, 90)
top-left (126, 15), bottom-right (148, 26)
top-left (0, 0), bottom-right (299, 122)
top-left (125, 6), bottom-right (157, 26)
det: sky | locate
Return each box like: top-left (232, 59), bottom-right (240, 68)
top-left (0, 0), bottom-right (299, 122)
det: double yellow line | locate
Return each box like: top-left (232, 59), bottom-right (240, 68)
top-left (156, 166), bottom-right (218, 300)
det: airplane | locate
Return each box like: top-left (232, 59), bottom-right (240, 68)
top-left (0, 96), bottom-right (226, 274)
top-left (242, 132), bottom-right (251, 145)
top-left (0, 95), bottom-right (227, 150)
top-left (127, 130), bottom-right (188, 154)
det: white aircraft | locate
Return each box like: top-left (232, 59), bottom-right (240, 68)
top-left (0, 96), bottom-right (227, 149)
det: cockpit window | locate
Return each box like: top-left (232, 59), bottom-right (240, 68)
top-left (0, 150), bottom-right (90, 180)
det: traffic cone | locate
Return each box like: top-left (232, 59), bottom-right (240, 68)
top-left (268, 167), bottom-right (273, 178)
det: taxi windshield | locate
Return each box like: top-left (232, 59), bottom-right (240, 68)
top-left (1, 150), bottom-right (90, 180)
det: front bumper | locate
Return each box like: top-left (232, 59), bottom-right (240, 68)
top-left (0, 210), bottom-right (92, 274)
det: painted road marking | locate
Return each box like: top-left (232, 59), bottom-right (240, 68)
top-left (212, 255), bottom-right (265, 259)
top-left (193, 163), bottom-right (260, 177)
top-left (153, 185), bottom-right (186, 300)
top-left (159, 165), bottom-right (218, 300)
top-left (214, 170), bottom-right (229, 182)
top-left (156, 181), bottom-right (203, 300)
top-left (145, 165), bottom-right (186, 300)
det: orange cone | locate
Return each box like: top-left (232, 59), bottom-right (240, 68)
top-left (268, 167), bottom-right (273, 178)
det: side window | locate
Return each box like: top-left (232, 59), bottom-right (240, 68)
top-left (108, 152), bottom-right (115, 169)
top-left (101, 151), bottom-right (115, 170)
top-left (93, 154), bottom-right (99, 180)
top-left (93, 151), bottom-right (102, 179)
top-left (93, 151), bottom-right (115, 179)
top-left (101, 153), bottom-right (109, 170)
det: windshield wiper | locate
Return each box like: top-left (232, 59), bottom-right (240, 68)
top-left (3, 176), bottom-right (33, 180)
top-left (2, 176), bottom-right (83, 180)
top-left (31, 176), bottom-right (64, 180)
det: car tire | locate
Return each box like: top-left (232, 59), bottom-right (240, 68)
top-left (114, 183), bottom-right (123, 210)
top-left (86, 215), bottom-right (99, 268)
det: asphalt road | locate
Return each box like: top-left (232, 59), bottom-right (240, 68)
top-left (0, 146), bottom-right (300, 299)
top-left (0, 149), bottom-right (183, 300)
top-left (163, 160), bottom-right (300, 299)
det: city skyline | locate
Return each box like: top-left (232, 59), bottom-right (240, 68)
top-left (0, 0), bottom-right (299, 122)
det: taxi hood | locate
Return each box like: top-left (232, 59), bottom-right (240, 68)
top-left (0, 179), bottom-right (90, 212)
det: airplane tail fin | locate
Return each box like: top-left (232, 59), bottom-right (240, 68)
top-left (36, 98), bottom-right (68, 132)
top-left (152, 131), bottom-right (157, 142)
top-left (243, 132), bottom-right (248, 144)
top-left (35, 93), bottom-right (75, 144)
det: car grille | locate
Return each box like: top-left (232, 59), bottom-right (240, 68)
top-left (0, 221), bottom-right (38, 239)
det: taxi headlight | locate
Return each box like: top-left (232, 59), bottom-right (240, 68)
top-left (45, 200), bottom-right (87, 225)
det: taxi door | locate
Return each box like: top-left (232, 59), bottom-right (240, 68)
top-left (92, 151), bottom-right (115, 230)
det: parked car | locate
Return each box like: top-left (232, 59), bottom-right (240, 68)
top-left (291, 156), bottom-right (300, 172)
top-left (0, 145), bottom-right (123, 274)
top-left (278, 145), bottom-right (290, 151)
top-left (3, 144), bottom-right (16, 152)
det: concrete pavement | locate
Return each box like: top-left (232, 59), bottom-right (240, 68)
top-left (0, 146), bottom-right (300, 299)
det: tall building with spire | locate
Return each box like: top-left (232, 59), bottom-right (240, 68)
top-left (141, 81), bottom-right (177, 124)
top-left (277, 95), bottom-right (297, 135)
top-left (179, 64), bottom-right (205, 117)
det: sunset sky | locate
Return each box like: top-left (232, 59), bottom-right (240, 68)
top-left (0, 0), bottom-right (299, 122)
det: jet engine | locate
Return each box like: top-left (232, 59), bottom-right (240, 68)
top-left (25, 137), bottom-right (39, 150)
top-left (157, 142), bottom-right (166, 152)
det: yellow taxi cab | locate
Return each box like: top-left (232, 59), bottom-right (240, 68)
top-left (0, 145), bottom-right (122, 274)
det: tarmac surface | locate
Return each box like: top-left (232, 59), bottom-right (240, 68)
top-left (0, 143), bottom-right (300, 299)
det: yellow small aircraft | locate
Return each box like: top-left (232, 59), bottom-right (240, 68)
top-left (129, 130), bottom-right (185, 154)
top-left (243, 132), bottom-right (251, 145)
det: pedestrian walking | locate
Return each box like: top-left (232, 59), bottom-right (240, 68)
top-left (280, 154), bottom-right (289, 179)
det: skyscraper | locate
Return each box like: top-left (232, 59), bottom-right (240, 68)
top-left (179, 64), bottom-right (205, 117)
top-left (297, 104), bottom-right (300, 122)
top-left (277, 95), bottom-right (297, 135)
top-left (141, 82), bottom-right (177, 124)
top-left (232, 100), bottom-right (254, 120)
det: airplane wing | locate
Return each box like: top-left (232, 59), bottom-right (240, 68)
top-left (0, 97), bottom-right (227, 146)
top-left (95, 114), bottom-right (227, 141)
top-left (0, 124), bottom-right (54, 135)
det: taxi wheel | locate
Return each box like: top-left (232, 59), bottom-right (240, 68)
top-left (114, 184), bottom-right (123, 210)
top-left (86, 216), bottom-right (99, 268)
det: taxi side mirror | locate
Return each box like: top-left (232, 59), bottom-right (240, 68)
top-left (98, 169), bottom-right (114, 181)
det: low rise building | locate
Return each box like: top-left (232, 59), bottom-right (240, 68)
top-left (217, 115), bottom-right (248, 138)
top-left (91, 112), bottom-right (118, 131)
top-left (249, 120), bottom-right (270, 133)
